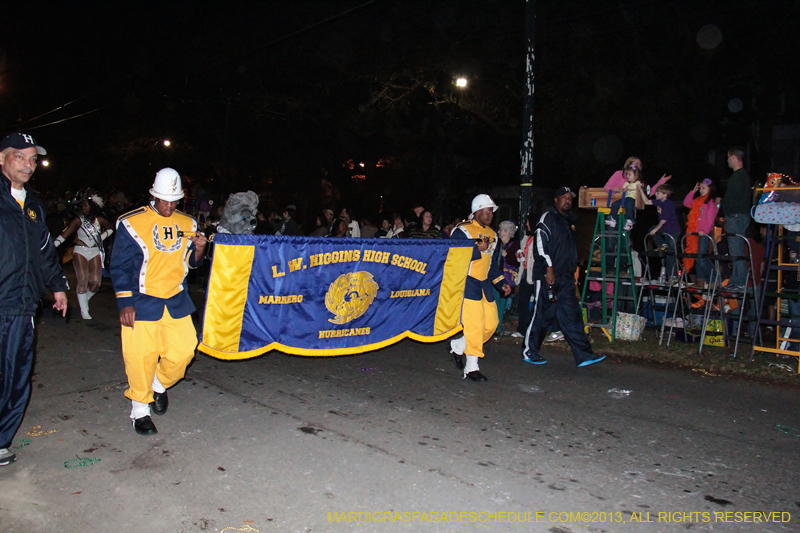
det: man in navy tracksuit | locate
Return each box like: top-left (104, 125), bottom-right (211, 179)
top-left (521, 187), bottom-right (605, 367)
top-left (0, 133), bottom-right (68, 467)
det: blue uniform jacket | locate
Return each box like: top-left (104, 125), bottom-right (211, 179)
top-left (532, 206), bottom-right (579, 281)
top-left (0, 179), bottom-right (68, 316)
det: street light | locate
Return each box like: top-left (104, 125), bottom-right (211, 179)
top-left (163, 140), bottom-right (171, 147)
top-left (455, 77), bottom-right (468, 88)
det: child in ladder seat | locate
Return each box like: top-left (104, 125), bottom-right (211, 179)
top-left (683, 179), bottom-right (719, 290)
top-left (641, 183), bottom-right (681, 281)
top-left (603, 157), bottom-right (671, 231)
top-left (606, 165), bottom-right (641, 231)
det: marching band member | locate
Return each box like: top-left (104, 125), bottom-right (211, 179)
top-left (110, 168), bottom-right (207, 435)
top-left (449, 194), bottom-right (510, 382)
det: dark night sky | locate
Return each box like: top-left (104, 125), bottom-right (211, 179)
top-left (1, 0), bottom-right (799, 221)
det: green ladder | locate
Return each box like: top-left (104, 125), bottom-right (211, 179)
top-left (580, 207), bottom-right (639, 341)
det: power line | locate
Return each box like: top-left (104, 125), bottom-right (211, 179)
top-left (12, 0), bottom-right (382, 133)
top-left (21, 108), bottom-right (101, 131)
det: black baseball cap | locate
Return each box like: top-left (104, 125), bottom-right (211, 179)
top-left (0, 132), bottom-right (47, 155)
top-left (555, 186), bottom-right (576, 198)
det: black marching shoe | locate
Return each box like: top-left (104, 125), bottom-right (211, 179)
top-left (449, 338), bottom-right (465, 370)
top-left (133, 416), bottom-right (158, 436)
top-left (151, 391), bottom-right (168, 415)
top-left (451, 350), bottom-right (465, 370)
top-left (464, 370), bottom-right (488, 382)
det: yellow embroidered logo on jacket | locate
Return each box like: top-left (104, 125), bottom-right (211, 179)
top-left (26, 208), bottom-right (37, 221)
top-left (152, 224), bottom-right (183, 252)
top-left (325, 271), bottom-right (379, 324)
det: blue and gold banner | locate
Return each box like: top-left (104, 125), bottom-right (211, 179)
top-left (198, 235), bottom-right (474, 359)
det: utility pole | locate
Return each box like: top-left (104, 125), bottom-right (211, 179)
top-left (221, 99), bottom-right (231, 200)
top-left (518, 0), bottom-right (535, 239)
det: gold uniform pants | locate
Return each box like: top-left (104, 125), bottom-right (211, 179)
top-left (122, 307), bottom-right (197, 404)
top-left (462, 294), bottom-right (498, 358)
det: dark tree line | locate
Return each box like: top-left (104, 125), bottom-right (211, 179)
top-left (1, 1), bottom-right (798, 220)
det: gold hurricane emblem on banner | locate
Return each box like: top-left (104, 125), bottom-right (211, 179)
top-left (325, 272), bottom-right (379, 324)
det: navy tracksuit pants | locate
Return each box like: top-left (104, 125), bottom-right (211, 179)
top-left (0, 315), bottom-right (35, 449)
top-left (521, 275), bottom-right (595, 365)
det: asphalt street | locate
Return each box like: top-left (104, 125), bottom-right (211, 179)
top-left (1, 275), bottom-right (799, 533)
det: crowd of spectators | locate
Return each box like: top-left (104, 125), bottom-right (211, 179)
top-left (41, 184), bottom-right (529, 336)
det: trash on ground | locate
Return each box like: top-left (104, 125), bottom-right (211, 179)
top-left (12, 439), bottom-right (31, 453)
top-left (27, 425), bottom-right (59, 437)
top-left (607, 388), bottom-right (632, 398)
top-left (774, 424), bottom-right (800, 437)
top-left (64, 456), bottom-right (101, 468)
top-left (221, 525), bottom-right (260, 533)
top-left (768, 363), bottom-right (795, 373)
top-left (692, 368), bottom-right (719, 377)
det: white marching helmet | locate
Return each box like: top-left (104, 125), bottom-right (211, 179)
top-left (471, 194), bottom-right (498, 214)
top-left (150, 167), bottom-right (184, 201)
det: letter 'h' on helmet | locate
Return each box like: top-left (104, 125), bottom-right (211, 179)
top-left (150, 168), bottom-right (184, 201)
top-left (471, 194), bottom-right (498, 214)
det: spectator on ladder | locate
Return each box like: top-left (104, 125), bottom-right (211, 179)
top-left (605, 165), bottom-right (642, 231)
top-left (717, 226), bottom-right (765, 337)
top-left (520, 187), bottom-right (606, 368)
top-left (719, 147), bottom-right (752, 294)
top-left (641, 183), bottom-right (681, 280)
top-left (683, 179), bottom-right (720, 290)
top-left (604, 156), bottom-right (671, 202)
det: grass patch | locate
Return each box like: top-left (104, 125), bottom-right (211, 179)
top-left (500, 318), bottom-right (800, 387)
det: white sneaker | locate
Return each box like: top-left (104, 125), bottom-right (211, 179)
top-left (623, 220), bottom-right (634, 231)
top-left (544, 331), bottom-right (565, 342)
top-left (605, 218), bottom-right (617, 228)
top-left (0, 448), bottom-right (16, 466)
top-left (510, 332), bottom-right (523, 338)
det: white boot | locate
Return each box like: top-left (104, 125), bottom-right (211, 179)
top-left (464, 354), bottom-right (480, 374)
top-left (152, 374), bottom-right (166, 394)
top-left (449, 335), bottom-right (466, 355)
top-left (463, 355), bottom-right (487, 381)
top-left (130, 400), bottom-right (150, 420)
top-left (77, 292), bottom-right (92, 320)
